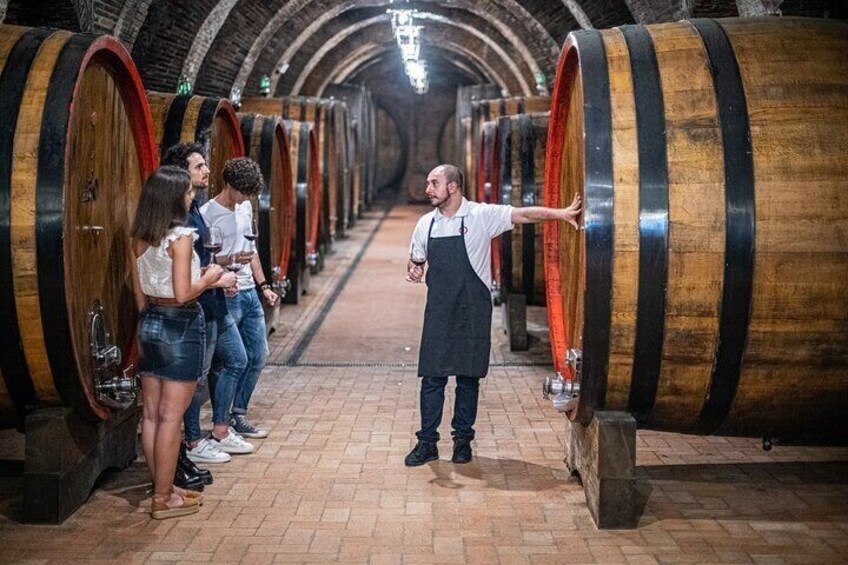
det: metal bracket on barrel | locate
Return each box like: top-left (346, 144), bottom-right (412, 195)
top-left (88, 301), bottom-right (138, 410)
top-left (542, 348), bottom-right (582, 414)
top-left (271, 267), bottom-right (291, 298)
top-left (490, 281), bottom-right (502, 306)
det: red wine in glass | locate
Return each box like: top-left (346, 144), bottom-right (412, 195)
top-left (204, 242), bottom-right (223, 255)
top-left (244, 220), bottom-right (258, 251)
top-left (206, 226), bottom-right (223, 264)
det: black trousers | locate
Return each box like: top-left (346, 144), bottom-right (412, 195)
top-left (416, 376), bottom-right (480, 443)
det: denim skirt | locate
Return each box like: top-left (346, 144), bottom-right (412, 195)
top-left (137, 303), bottom-right (205, 382)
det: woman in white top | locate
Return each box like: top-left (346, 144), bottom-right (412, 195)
top-left (131, 166), bottom-right (235, 519)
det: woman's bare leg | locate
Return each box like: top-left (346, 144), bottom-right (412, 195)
top-left (140, 375), bottom-right (162, 479)
top-left (152, 379), bottom-right (197, 498)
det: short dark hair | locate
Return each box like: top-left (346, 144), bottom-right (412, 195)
top-left (131, 166), bottom-right (192, 245)
top-left (161, 142), bottom-right (206, 170)
top-left (222, 157), bottom-right (264, 196)
top-left (439, 164), bottom-right (464, 190)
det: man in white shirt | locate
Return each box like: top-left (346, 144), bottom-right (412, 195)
top-left (404, 164), bottom-right (581, 466)
top-left (200, 158), bottom-right (279, 446)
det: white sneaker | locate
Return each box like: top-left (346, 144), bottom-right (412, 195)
top-left (209, 428), bottom-right (255, 454)
top-left (186, 438), bottom-right (232, 463)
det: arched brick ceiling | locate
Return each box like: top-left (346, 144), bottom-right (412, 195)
top-left (345, 52), bottom-right (478, 95)
top-left (262, 7), bottom-right (541, 97)
top-left (131, 0), bottom-right (221, 93)
top-left (122, 0), bottom-right (847, 97)
top-left (234, 0), bottom-right (563, 97)
top-left (135, 0), bottom-right (582, 97)
top-left (340, 51), bottom-right (486, 88)
top-left (284, 13), bottom-right (535, 97)
top-left (311, 42), bottom-right (513, 98)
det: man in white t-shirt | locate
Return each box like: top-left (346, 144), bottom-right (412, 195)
top-left (200, 158), bottom-right (279, 446)
top-left (404, 164), bottom-right (581, 467)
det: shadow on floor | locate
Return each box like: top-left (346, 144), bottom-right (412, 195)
top-left (95, 460), bottom-right (154, 508)
top-left (637, 460), bottom-right (848, 526)
top-left (427, 456), bottom-right (567, 492)
top-left (0, 459), bottom-right (150, 523)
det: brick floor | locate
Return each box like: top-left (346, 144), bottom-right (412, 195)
top-left (0, 205), bottom-right (846, 563)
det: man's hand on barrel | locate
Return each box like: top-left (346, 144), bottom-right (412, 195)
top-left (561, 193), bottom-right (583, 230)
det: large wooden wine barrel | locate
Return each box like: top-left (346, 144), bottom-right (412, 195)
top-left (544, 18), bottom-right (848, 441)
top-left (238, 113), bottom-right (295, 332)
top-left (475, 121), bottom-right (502, 294)
top-left (324, 100), bottom-right (352, 240)
top-left (469, 96), bottom-right (550, 205)
top-left (282, 98), bottom-right (327, 272)
top-left (498, 113), bottom-right (548, 306)
top-left (242, 96), bottom-right (352, 243)
top-left (0, 26), bottom-right (157, 428)
top-left (456, 85), bottom-right (501, 199)
top-left (282, 120), bottom-right (322, 303)
top-left (324, 83), bottom-right (376, 220)
top-left (146, 92), bottom-right (244, 197)
top-left (375, 105), bottom-right (406, 197)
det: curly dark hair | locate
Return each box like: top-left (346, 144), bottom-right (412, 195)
top-left (222, 157), bottom-right (264, 196)
top-left (161, 142), bottom-right (206, 170)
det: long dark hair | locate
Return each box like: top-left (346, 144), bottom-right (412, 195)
top-left (131, 166), bottom-right (192, 245)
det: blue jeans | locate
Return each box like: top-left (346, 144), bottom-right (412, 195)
top-left (138, 304), bottom-right (205, 382)
top-left (183, 314), bottom-right (217, 442)
top-left (416, 376), bottom-right (480, 444)
top-left (225, 289), bottom-right (268, 415)
top-left (209, 314), bottom-right (249, 426)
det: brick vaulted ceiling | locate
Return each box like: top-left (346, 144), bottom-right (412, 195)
top-left (129, 0), bottom-right (638, 98)
top-left (2, 0), bottom-right (843, 98)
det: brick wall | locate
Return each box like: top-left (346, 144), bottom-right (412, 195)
top-left (193, 0), bottom-right (286, 96)
top-left (3, 0), bottom-right (82, 30)
top-left (131, 0), bottom-right (220, 93)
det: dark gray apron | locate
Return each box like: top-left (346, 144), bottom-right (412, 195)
top-left (418, 217), bottom-right (492, 378)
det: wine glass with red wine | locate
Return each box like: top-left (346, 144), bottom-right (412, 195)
top-left (243, 218), bottom-right (258, 253)
top-left (226, 253), bottom-right (243, 274)
top-left (204, 226), bottom-right (223, 264)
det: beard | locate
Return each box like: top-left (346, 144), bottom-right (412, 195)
top-left (192, 186), bottom-right (209, 206)
top-left (429, 194), bottom-right (448, 208)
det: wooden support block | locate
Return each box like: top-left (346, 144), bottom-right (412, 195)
top-left (503, 294), bottom-right (529, 351)
top-left (24, 406), bottom-right (138, 524)
top-left (565, 411), bottom-right (638, 529)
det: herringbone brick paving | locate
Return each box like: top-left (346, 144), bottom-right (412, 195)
top-left (0, 206), bottom-right (845, 564)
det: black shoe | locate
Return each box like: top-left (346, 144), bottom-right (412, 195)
top-left (451, 439), bottom-right (472, 464)
top-left (180, 443), bottom-right (213, 485)
top-left (404, 441), bottom-right (439, 467)
top-left (174, 465), bottom-right (206, 492)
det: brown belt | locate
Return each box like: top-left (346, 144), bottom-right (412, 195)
top-left (145, 296), bottom-right (198, 307)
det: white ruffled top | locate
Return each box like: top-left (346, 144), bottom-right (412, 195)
top-left (137, 226), bottom-right (201, 298)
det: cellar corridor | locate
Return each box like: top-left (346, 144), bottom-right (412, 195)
top-left (0, 204), bottom-right (845, 563)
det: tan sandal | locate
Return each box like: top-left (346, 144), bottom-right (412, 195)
top-left (151, 493), bottom-right (199, 520)
top-left (173, 486), bottom-right (204, 506)
top-left (149, 484), bottom-right (204, 506)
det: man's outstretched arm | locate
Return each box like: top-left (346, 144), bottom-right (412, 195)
top-left (511, 193), bottom-right (582, 229)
